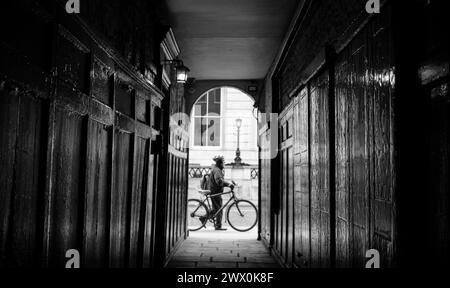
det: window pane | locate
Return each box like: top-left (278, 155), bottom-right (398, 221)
top-left (193, 91), bottom-right (222, 147)
top-left (194, 118), bottom-right (207, 146)
top-left (208, 89), bottom-right (221, 116)
top-left (214, 89), bottom-right (221, 103)
top-left (194, 95), bottom-right (207, 116)
top-left (207, 117), bottom-right (220, 146)
top-left (197, 94), bottom-right (207, 103)
top-left (194, 102), bottom-right (207, 116)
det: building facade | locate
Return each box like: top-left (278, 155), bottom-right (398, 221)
top-left (188, 87), bottom-right (259, 204)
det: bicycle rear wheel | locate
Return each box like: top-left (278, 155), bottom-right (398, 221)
top-left (226, 200), bottom-right (258, 232)
top-left (187, 199), bottom-right (209, 231)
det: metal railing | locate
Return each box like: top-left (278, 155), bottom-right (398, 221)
top-left (188, 166), bottom-right (211, 178)
top-left (188, 165), bottom-right (258, 179)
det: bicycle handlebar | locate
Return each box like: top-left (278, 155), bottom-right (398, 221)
top-left (197, 184), bottom-right (237, 198)
top-left (197, 181), bottom-right (238, 194)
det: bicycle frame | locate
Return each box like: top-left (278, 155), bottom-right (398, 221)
top-left (196, 190), bottom-right (238, 222)
top-left (188, 187), bottom-right (258, 232)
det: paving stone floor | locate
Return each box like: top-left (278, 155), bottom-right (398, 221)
top-left (166, 228), bottom-right (280, 268)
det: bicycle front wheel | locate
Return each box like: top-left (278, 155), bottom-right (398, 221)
top-left (226, 200), bottom-right (258, 232)
top-left (187, 199), bottom-right (209, 231)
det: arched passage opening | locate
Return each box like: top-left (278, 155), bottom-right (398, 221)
top-left (186, 86), bottom-right (260, 239)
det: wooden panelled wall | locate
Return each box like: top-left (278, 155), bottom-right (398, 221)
top-left (428, 81), bottom-right (450, 266)
top-left (0, 4), bottom-right (169, 267)
top-left (259, 137), bottom-right (272, 244)
top-left (159, 82), bottom-right (189, 266)
top-left (261, 7), bottom-right (397, 268)
top-left (418, 0), bottom-right (450, 267)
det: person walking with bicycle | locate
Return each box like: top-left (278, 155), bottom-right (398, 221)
top-left (188, 156), bottom-right (258, 232)
top-left (207, 156), bottom-right (234, 231)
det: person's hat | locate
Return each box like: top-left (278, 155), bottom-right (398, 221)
top-left (213, 155), bottom-right (225, 163)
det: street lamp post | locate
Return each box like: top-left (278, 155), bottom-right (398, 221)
top-left (234, 118), bottom-right (242, 166)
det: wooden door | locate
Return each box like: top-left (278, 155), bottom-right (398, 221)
top-left (277, 106), bottom-right (295, 266)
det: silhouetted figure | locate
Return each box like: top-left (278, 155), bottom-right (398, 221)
top-left (208, 156), bottom-right (234, 230)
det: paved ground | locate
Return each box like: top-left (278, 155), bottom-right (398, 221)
top-left (166, 228), bottom-right (280, 268)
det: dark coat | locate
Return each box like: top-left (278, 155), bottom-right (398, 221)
top-left (208, 165), bottom-right (230, 194)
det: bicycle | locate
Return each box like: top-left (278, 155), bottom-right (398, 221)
top-left (187, 182), bottom-right (258, 232)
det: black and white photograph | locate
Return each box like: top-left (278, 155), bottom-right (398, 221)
top-left (0, 0), bottom-right (449, 284)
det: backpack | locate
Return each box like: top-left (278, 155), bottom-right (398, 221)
top-left (200, 174), bottom-right (210, 190)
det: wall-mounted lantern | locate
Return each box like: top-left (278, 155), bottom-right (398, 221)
top-left (162, 59), bottom-right (190, 84)
top-left (175, 62), bottom-right (190, 84)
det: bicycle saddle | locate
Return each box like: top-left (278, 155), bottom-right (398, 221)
top-left (197, 189), bottom-right (211, 195)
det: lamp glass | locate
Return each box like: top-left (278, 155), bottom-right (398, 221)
top-left (235, 118), bottom-right (242, 129)
top-left (176, 65), bottom-right (189, 83)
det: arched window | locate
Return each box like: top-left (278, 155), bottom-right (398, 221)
top-left (192, 88), bottom-right (221, 147)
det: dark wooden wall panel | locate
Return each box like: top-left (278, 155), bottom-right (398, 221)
top-left (261, 158), bottom-right (271, 242)
top-left (171, 158), bottom-right (178, 247)
top-left (349, 34), bottom-right (369, 268)
top-left (335, 51), bottom-right (350, 267)
top-left (274, 147), bottom-right (284, 259)
top-left (56, 27), bottom-right (90, 93)
top-left (0, 5), bottom-right (52, 268)
top-left (259, 0), bottom-right (387, 269)
top-left (334, 6), bottom-right (395, 267)
top-left (110, 131), bottom-right (132, 268)
top-left (127, 137), bottom-right (147, 267)
top-left (271, 71), bottom-right (331, 269)
top-left (172, 156), bottom-right (176, 248)
top-left (165, 154), bottom-right (173, 256)
top-left (83, 119), bottom-right (111, 268)
top-left (258, 120), bottom-right (272, 245)
top-left (287, 145), bottom-right (294, 266)
top-left (309, 71), bottom-right (330, 268)
top-left (158, 82), bottom-right (189, 265)
top-left (0, 89), bottom-right (19, 268)
top-left (182, 158), bottom-right (188, 235)
top-left (142, 153), bottom-right (155, 268)
top-left (48, 108), bottom-right (86, 267)
top-left (1, 1), bottom-right (166, 268)
top-left (277, 137), bottom-right (285, 261)
top-left (161, 144), bottom-right (189, 264)
top-left (369, 10), bottom-right (396, 268)
top-left (115, 72), bottom-right (135, 118)
top-left (0, 95), bottom-right (47, 267)
top-left (273, 110), bottom-right (295, 267)
top-left (429, 82), bottom-right (450, 266)
top-left (176, 158), bottom-right (181, 242)
top-left (92, 57), bottom-right (113, 106)
top-left (294, 88), bottom-right (310, 268)
top-left (136, 95), bottom-right (149, 124)
top-left (271, 6), bottom-right (396, 269)
top-left (259, 5), bottom-right (398, 269)
top-left (278, 0), bottom-right (368, 105)
top-left (178, 160), bottom-right (182, 239)
top-left (259, 1), bottom-right (449, 269)
top-left (335, 31), bottom-right (370, 268)
top-left (10, 97), bottom-right (46, 267)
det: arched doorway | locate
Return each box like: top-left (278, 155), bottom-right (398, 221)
top-left (187, 87), bottom-right (259, 238)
